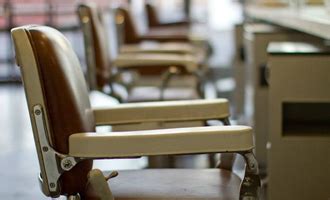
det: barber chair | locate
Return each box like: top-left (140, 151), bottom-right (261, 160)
top-left (12, 25), bottom-right (260, 200)
top-left (145, 3), bottom-right (190, 28)
top-left (113, 4), bottom-right (208, 72)
top-left (116, 6), bottom-right (188, 44)
top-left (78, 3), bottom-right (205, 103)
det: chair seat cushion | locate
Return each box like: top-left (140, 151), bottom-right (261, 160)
top-left (127, 87), bottom-right (199, 102)
top-left (109, 169), bottom-right (241, 200)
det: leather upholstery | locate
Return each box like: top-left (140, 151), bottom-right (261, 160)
top-left (78, 4), bottom-right (112, 89)
top-left (116, 7), bottom-right (141, 44)
top-left (145, 3), bottom-right (190, 28)
top-left (84, 169), bottom-right (241, 200)
top-left (117, 7), bottom-right (189, 44)
top-left (145, 3), bottom-right (160, 28)
top-left (27, 26), bottom-right (94, 196)
top-left (110, 169), bottom-right (240, 200)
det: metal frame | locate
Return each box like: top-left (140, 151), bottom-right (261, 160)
top-left (33, 105), bottom-right (260, 199)
top-left (239, 151), bottom-right (260, 199)
top-left (33, 105), bottom-right (81, 197)
top-left (159, 66), bottom-right (205, 100)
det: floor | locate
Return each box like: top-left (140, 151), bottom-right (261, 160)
top-left (0, 85), bottom-right (46, 199)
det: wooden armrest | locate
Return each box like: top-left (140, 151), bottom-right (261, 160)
top-left (92, 99), bottom-right (229, 125)
top-left (113, 53), bottom-right (198, 73)
top-left (119, 42), bottom-right (195, 54)
top-left (69, 125), bottom-right (253, 158)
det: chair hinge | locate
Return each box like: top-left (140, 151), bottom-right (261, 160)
top-left (33, 105), bottom-right (82, 197)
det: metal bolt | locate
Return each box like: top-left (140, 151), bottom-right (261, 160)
top-left (35, 110), bottom-right (41, 115)
top-left (82, 16), bottom-right (89, 23)
top-left (243, 181), bottom-right (252, 187)
top-left (243, 177), bottom-right (252, 187)
top-left (42, 146), bottom-right (48, 152)
top-left (63, 160), bottom-right (73, 169)
top-left (169, 66), bottom-right (179, 74)
top-left (49, 183), bottom-right (55, 188)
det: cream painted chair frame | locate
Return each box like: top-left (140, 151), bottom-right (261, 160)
top-left (12, 25), bottom-right (260, 199)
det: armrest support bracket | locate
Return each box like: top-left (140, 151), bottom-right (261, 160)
top-left (33, 105), bottom-right (82, 197)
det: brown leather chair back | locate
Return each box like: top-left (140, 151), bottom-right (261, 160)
top-left (12, 25), bottom-right (94, 196)
top-left (78, 3), bottom-right (112, 89)
top-left (116, 7), bottom-right (141, 44)
top-left (145, 3), bottom-right (160, 27)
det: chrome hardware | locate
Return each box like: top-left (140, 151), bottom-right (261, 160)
top-left (33, 105), bottom-right (81, 196)
top-left (239, 151), bottom-right (261, 200)
top-left (67, 194), bottom-right (81, 200)
top-left (105, 171), bottom-right (119, 181)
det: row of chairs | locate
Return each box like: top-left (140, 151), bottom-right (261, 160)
top-left (0, 0), bottom-right (194, 77)
top-left (79, 4), bottom-right (205, 103)
top-left (0, 0), bottom-right (80, 69)
top-left (10, 1), bottom-right (262, 199)
top-left (0, 0), bottom-right (190, 34)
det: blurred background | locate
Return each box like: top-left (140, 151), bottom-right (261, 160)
top-left (1, 0), bottom-right (330, 199)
